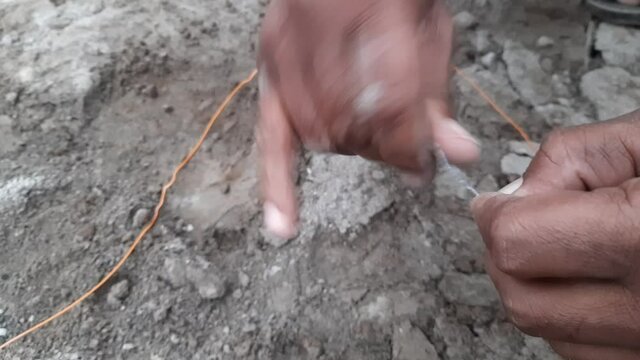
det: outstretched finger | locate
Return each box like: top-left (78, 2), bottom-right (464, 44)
top-left (257, 71), bottom-right (299, 240)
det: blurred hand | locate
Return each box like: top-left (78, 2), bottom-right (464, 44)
top-left (257, 0), bottom-right (480, 238)
top-left (472, 110), bottom-right (640, 360)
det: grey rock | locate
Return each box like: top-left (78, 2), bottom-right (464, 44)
top-left (475, 30), bottom-right (492, 53)
top-left (0, 328), bottom-right (7, 337)
top-left (392, 321), bottom-right (439, 360)
top-left (453, 11), bottom-right (477, 29)
top-left (435, 316), bottom-right (476, 360)
top-left (595, 23), bottom-right (640, 72)
top-left (536, 36), bottom-right (554, 48)
top-left (581, 67), bottom-right (640, 120)
top-left (4, 92), bottom-right (18, 105)
top-left (238, 270), bottom-right (250, 288)
top-left (132, 208), bottom-right (151, 228)
top-left (503, 41), bottom-right (553, 106)
top-left (122, 343), bottom-right (136, 351)
top-left (501, 153), bottom-right (531, 177)
top-left (476, 322), bottom-right (525, 359)
top-left (535, 103), bottom-right (591, 127)
top-left (438, 272), bottom-right (498, 307)
top-left (434, 168), bottom-right (473, 200)
top-left (162, 257), bottom-right (187, 287)
top-left (107, 280), bottom-right (130, 306)
top-left (186, 264), bottom-right (227, 300)
top-left (300, 155), bottom-right (392, 235)
top-left (540, 58), bottom-right (554, 73)
top-left (480, 52), bottom-right (497, 68)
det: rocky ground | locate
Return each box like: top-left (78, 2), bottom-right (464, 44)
top-left (1, 0), bottom-right (639, 359)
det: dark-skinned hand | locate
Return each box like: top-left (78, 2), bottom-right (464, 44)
top-left (472, 110), bottom-right (640, 360)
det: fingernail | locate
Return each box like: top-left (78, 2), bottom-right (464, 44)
top-left (401, 172), bottom-right (427, 188)
top-left (443, 119), bottom-right (481, 146)
top-left (264, 202), bottom-right (296, 239)
top-left (499, 177), bottom-right (523, 195)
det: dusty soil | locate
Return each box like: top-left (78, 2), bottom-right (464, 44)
top-left (1, 0), bottom-right (639, 359)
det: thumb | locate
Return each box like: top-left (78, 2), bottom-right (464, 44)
top-left (257, 72), bottom-right (298, 239)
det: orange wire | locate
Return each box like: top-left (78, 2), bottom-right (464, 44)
top-left (453, 66), bottom-right (533, 147)
top-left (0, 69), bottom-right (258, 351)
top-left (0, 64), bottom-right (531, 352)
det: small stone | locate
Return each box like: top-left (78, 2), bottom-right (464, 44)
top-left (392, 321), bottom-right (439, 360)
top-left (122, 343), bottom-right (136, 351)
top-left (163, 104), bottom-right (174, 113)
top-left (453, 11), bottom-right (477, 29)
top-left (223, 344), bottom-right (232, 353)
top-left (503, 41), bottom-right (553, 106)
top-left (475, 30), bottom-right (492, 53)
top-left (132, 208), bottom-right (151, 228)
top-left (540, 58), bottom-right (554, 73)
top-left (0, 328), bottom-right (7, 337)
top-left (232, 289), bottom-right (243, 299)
top-left (501, 153), bottom-right (532, 177)
top-left (438, 272), bottom-right (498, 307)
top-left (238, 271), bottom-right (250, 288)
top-left (480, 52), bottom-right (497, 67)
top-left (153, 306), bottom-right (169, 322)
top-left (107, 280), bottom-right (130, 306)
top-left (5, 92), bottom-right (17, 105)
top-left (242, 323), bottom-right (257, 333)
top-left (536, 36), bottom-right (555, 48)
top-left (186, 265), bottom-right (227, 300)
top-left (595, 23), bottom-right (640, 72)
top-left (89, 338), bottom-right (99, 349)
top-left (162, 258), bottom-right (187, 287)
top-left (371, 170), bottom-right (386, 181)
top-left (170, 333), bottom-right (180, 344)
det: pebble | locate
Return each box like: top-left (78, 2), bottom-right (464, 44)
top-left (5, 92), bottom-right (17, 105)
top-left (480, 52), bottom-right (497, 68)
top-left (232, 289), bottom-right (243, 299)
top-left (238, 271), bottom-right (250, 288)
top-left (107, 279), bottom-right (130, 306)
top-left (536, 36), bottom-right (555, 48)
top-left (392, 321), bottom-right (439, 360)
top-left (453, 11), bottom-right (477, 29)
top-left (163, 104), bottom-right (174, 113)
top-left (223, 344), bottom-right (232, 353)
top-left (438, 272), bottom-right (498, 307)
top-left (0, 328), bottom-right (7, 337)
top-left (132, 208), bottom-right (151, 228)
top-left (501, 153), bottom-right (532, 177)
top-left (162, 258), bottom-right (187, 287)
top-left (186, 265), bottom-right (227, 300)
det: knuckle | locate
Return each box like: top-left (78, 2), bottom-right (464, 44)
top-left (488, 207), bottom-right (518, 272)
top-left (540, 128), bottom-right (570, 156)
top-left (503, 297), bottom-right (543, 336)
